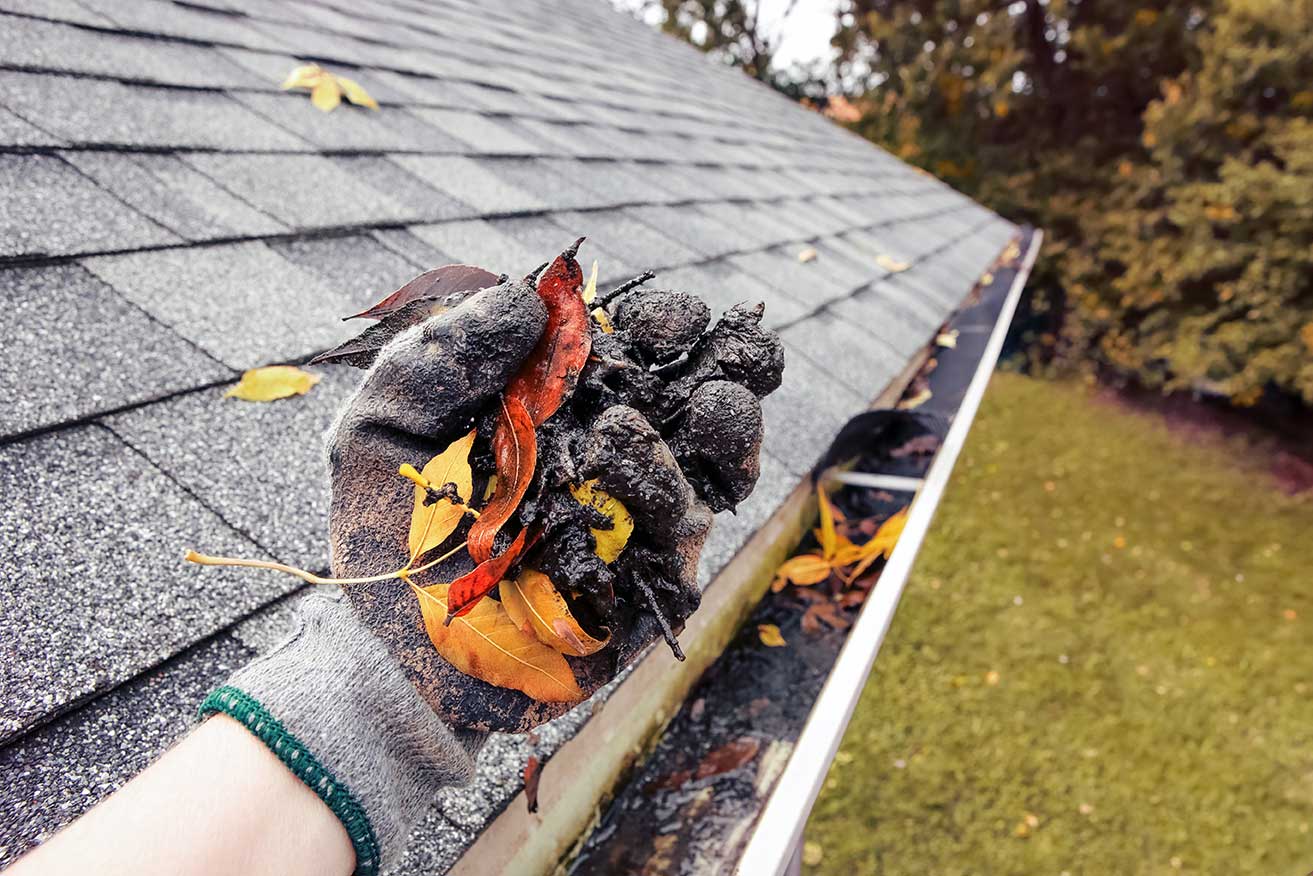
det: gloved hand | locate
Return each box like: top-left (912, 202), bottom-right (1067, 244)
top-left (201, 245), bottom-right (783, 874)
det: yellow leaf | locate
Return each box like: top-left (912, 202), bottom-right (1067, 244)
top-left (877, 254), bottom-right (910, 273)
top-left (412, 581), bottom-right (584, 702)
top-left (758, 623), bottom-right (787, 647)
top-left (773, 553), bottom-right (833, 587)
top-left (569, 479), bottom-right (634, 563)
top-left (407, 430), bottom-right (475, 560)
top-left (936, 329), bottom-right (959, 349)
top-left (849, 508), bottom-right (908, 579)
top-left (591, 306), bottom-right (615, 333)
top-left (1300, 323), bottom-right (1313, 352)
top-left (280, 63), bottom-right (325, 91)
top-left (582, 260), bottom-right (599, 304)
top-left (501, 569), bottom-right (609, 657)
top-left (311, 79), bottom-right (342, 112)
top-left (336, 75), bottom-right (379, 109)
top-left (224, 365), bottom-right (320, 402)
top-left (898, 387), bottom-right (932, 409)
top-left (797, 247), bottom-right (817, 263)
top-left (817, 485), bottom-right (838, 560)
top-left (483, 474), bottom-right (499, 501)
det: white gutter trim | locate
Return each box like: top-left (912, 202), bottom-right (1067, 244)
top-left (827, 472), bottom-right (925, 493)
top-left (733, 229), bottom-right (1044, 876)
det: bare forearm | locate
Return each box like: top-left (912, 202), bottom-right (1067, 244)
top-left (11, 715), bottom-right (354, 876)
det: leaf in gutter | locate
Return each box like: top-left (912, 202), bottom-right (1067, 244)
top-left (772, 554), bottom-right (833, 589)
top-left (345, 265), bottom-right (501, 321)
top-left (501, 569), bottom-right (610, 657)
top-left (877, 254), bottom-right (910, 272)
top-left (224, 365), bottom-right (320, 402)
top-left (816, 484), bottom-right (839, 560)
top-left (936, 329), bottom-right (959, 349)
top-left (337, 75), bottom-right (379, 109)
top-left (848, 508), bottom-right (908, 580)
top-left (411, 580), bottom-right (583, 703)
top-left (467, 397), bottom-right (537, 565)
top-left (802, 601), bottom-right (852, 634)
top-left (898, 386), bottom-right (932, 410)
top-left (406, 430), bottom-right (475, 560)
top-left (797, 246), bottom-right (817, 263)
top-left (447, 528), bottom-right (528, 620)
top-left (757, 624), bottom-right (787, 647)
top-left (696, 737), bottom-right (761, 779)
top-left (569, 479), bottom-right (633, 563)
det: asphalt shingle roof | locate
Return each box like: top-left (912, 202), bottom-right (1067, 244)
top-left (0, 0), bottom-right (1017, 868)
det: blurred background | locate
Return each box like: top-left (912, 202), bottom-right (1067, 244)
top-left (618, 2), bottom-right (1313, 873)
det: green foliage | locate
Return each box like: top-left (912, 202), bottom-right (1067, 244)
top-left (835, 0), bottom-right (1313, 403)
top-left (805, 373), bottom-right (1313, 875)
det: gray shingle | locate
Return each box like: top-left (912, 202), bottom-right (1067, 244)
top-left (760, 344), bottom-right (866, 474)
top-left (409, 107), bottom-right (541, 155)
top-left (330, 155), bottom-right (476, 222)
top-left (0, 153), bottom-right (179, 258)
top-left (76, 0), bottom-right (282, 48)
top-left (371, 228), bottom-right (447, 268)
top-left (82, 243), bottom-right (363, 369)
top-left (826, 283), bottom-right (945, 357)
top-left (0, 635), bottom-right (253, 866)
top-left (0, 263), bottom-right (232, 438)
top-left (626, 203), bottom-right (752, 258)
top-left (106, 368), bottom-right (360, 570)
top-left (779, 308), bottom-right (905, 398)
top-left (654, 259), bottom-right (810, 328)
top-left (407, 219), bottom-right (542, 275)
top-left (391, 155), bottom-right (547, 215)
top-left (0, 105), bottom-right (61, 146)
top-left (181, 153), bottom-right (412, 229)
top-left (0, 426), bottom-right (278, 742)
top-left (487, 215), bottom-right (640, 284)
top-left (0, 0), bottom-right (115, 27)
top-left (267, 234), bottom-right (422, 315)
top-left (232, 92), bottom-right (465, 153)
top-left (553, 207), bottom-right (701, 271)
top-left (62, 151), bottom-right (287, 241)
top-left (0, 72), bottom-right (308, 150)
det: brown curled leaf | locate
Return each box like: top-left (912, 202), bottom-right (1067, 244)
top-left (412, 580), bottom-right (583, 703)
top-left (504, 241), bottom-right (591, 426)
top-left (467, 396), bottom-right (537, 565)
top-left (501, 569), bottom-right (610, 657)
top-left (524, 755), bottom-right (542, 814)
top-left (345, 265), bottom-right (500, 321)
top-left (447, 529), bottom-right (528, 620)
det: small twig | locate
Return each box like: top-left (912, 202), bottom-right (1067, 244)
top-left (594, 270), bottom-right (657, 309)
top-left (634, 577), bottom-right (685, 661)
top-left (186, 541), bottom-right (469, 587)
top-left (524, 262), bottom-right (549, 284)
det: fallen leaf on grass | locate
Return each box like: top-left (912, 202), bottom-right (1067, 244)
top-left (876, 253), bottom-right (910, 272)
top-left (758, 623), bottom-right (787, 647)
top-left (224, 365), bottom-right (320, 402)
top-left (501, 569), bottom-right (610, 657)
top-left (412, 580), bottom-right (583, 702)
top-left (696, 737), bottom-right (761, 779)
top-left (569, 479), bottom-right (633, 562)
top-left (404, 430), bottom-right (474, 560)
top-left (281, 63), bottom-right (378, 111)
top-left (467, 397), bottom-right (536, 564)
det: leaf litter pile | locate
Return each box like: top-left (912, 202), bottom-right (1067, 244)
top-left (188, 239), bottom-right (784, 710)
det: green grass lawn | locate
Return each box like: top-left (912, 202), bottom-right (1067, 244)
top-left (804, 372), bottom-right (1313, 876)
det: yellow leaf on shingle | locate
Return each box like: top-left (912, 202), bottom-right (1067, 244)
top-left (224, 366), bottom-right (320, 402)
top-left (877, 254), bottom-right (910, 273)
top-left (310, 79), bottom-right (342, 112)
top-left (337, 75), bottom-right (379, 109)
top-left (280, 63), bottom-right (325, 91)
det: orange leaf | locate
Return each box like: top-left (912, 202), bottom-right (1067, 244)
top-left (774, 553), bottom-right (834, 587)
top-left (447, 529), bottom-right (527, 620)
top-left (505, 241), bottom-right (591, 427)
top-left (406, 430), bottom-right (474, 561)
top-left (467, 396), bottom-right (536, 564)
top-left (501, 569), bottom-right (609, 657)
top-left (849, 508), bottom-right (909, 579)
top-left (411, 581), bottom-right (583, 703)
top-left (758, 623), bottom-right (787, 647)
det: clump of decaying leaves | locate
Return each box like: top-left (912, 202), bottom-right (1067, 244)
top-left (189, 242), bottom-right (782, 704)
top-left (769, 484), bottom-right (908, 636)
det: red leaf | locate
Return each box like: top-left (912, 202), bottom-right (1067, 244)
top-left (505, 241), bottom-right (591, 426)
top-left (344, 264), bottom-right (501, 321)
top-left (524, 755), bottom-right (542, 814)
top-left (695, 737), bottom-right (761, 780)
top-left (446, 529), bottom-right (527, 620)
top-left (467, 396), bottom-right (537, 564)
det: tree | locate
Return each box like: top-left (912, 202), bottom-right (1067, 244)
top-left (633, 0), bottom-right (808, 90)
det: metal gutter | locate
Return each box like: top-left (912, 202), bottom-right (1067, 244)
top-left (733, 228), bottom-right (1044, 876)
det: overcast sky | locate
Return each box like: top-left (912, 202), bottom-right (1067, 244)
top-left (616, 0), bottom-right (841, 70)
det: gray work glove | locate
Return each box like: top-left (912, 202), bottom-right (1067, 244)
top-left (201, 249), bottom-right (783, 874)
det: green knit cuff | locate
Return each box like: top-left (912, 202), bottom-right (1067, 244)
top-left (199, 685), bottom-right (382, 876)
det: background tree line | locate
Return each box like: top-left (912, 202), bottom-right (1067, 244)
top-left (640, 0), bottom-right (1313, 407)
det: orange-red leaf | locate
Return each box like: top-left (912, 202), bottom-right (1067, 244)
top-left (344, 264), bottom-right (500, 321)
top-left (467, 396), bottom-right (536, 564)
top-left (447, 529), bottom-right (527, 620)
top-left (505, 242), bottom-right (590, 426)
top-left (501, 568), bottom-right (610, 656)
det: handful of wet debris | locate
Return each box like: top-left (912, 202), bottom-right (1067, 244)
top-left (311, 240), bottom-right (784, 727)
